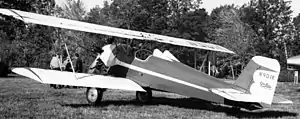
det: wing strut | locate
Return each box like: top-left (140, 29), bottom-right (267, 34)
top-left (64, 44), bottom-right (77, 79)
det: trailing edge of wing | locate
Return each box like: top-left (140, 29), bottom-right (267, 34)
top-left (12, 67), bottom-right (145, 92)
top-left (0, 8), bottom-right (235, 54)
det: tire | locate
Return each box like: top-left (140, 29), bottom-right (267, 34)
top-left (86, 87), bottom-right (104, 105)
top-left (50, 84), bottom-right (54, 88)
top-left (53, 84), bottom-right (62, 89)
top-left (136, 88), bottom-right (152, 103)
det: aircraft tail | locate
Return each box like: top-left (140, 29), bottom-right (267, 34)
top-left (234, 56), bottom-right (280, 105)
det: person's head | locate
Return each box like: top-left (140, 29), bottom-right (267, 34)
top-left (75, 53), bottom-right (79, 58)
top-left (106, 37), bottom-right (115, 44)
top-left (52, 53), bottom-right (58, 57)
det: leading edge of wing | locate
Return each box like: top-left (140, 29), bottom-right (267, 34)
top-left (12, 67), bottom-right (145, 92)
top-left (0, 8), bottom-right (235, 54)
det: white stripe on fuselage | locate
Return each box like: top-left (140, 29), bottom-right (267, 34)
top-left (117, 60), bottom-right (210, 92)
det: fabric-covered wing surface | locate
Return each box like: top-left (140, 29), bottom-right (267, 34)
top-left (0, 8), bottom-right (234, 54)
top-left (12, 68), bottom-right (145, 92)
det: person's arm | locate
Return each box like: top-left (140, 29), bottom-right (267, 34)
top-left (58, 59), bottom-right (63, 71)
top-left (79, 59), bottom-right (83, 72)
top-left (74, 59), bottom-right (78, 72)
top-left (50, 58), bottom-right (53, 69)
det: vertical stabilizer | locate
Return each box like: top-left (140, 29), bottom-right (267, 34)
top-left (235, 56), bottom-right (280, 105)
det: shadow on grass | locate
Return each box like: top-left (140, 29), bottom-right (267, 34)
top-left (61, 97), bottom-right (298, 118)
top-left (0, 75), bottom-right (17, 78)
top-left (0, 74), bottom-right (25, 78)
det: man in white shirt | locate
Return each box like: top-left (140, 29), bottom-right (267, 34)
top-left (49, 54), bottom-right (63, 89)
top-left (50, 54), bottom-right (62, 71)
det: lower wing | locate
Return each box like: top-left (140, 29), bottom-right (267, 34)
top-left (12, 67), bottom-right (145, 92)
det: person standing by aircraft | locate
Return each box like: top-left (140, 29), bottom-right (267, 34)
top-left (74, 53), bottom-right (83, 73)
top-left (49, 53), bottom-right (63, 88)
top-left (70, 53), bottom-right (83, 89)
top-left (50, 54), bottom-right (62, 71)
top-left (63, 56), bottom-right (72, 72)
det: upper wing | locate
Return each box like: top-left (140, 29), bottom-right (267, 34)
top-left (0, 8), bottom-right (235, 54)
top-left (12, 67), bottom-right (145, 92)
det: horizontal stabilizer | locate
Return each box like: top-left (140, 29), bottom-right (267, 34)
top-left (12, 68), bottom-right (145, 92)
top-left (0, 8), bottom-right (234, 54)
top-left (272, 95), bottom-right (293, 104)
top-left (211, 88), bottom-right (260, 103)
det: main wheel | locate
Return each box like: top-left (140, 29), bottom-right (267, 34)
top-left (53, 84), bottom-right (62, 89)
top-left (86, 87), bottom-right (104, 105)
top-left (136, 88), bottom-right (152, 103)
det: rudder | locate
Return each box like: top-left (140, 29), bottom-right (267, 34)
top-left (235, 56), bottom-right (280, 105)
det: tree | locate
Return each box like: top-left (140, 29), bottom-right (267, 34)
top-left (205, 5), bottom-right (258, 78)
top-left (87, 0), bottom-right (207, 67)
top-left (290, 14), bottom-right (300, 56)
top-left (53, 0), bottom-right (88, 64)
top-left (240, 0), bottom-right (294, 69)
top-left (0, 0), bottom-right (56, 67)
top-left (59, 0), bottom-right (86, 20)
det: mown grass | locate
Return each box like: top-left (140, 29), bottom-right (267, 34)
top-left (0, 76), bottom-right (299, 119)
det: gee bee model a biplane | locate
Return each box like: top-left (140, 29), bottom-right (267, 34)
top-left (0, 9), bottom-right (293, 110)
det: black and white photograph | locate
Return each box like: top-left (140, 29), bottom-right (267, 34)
top-left (0, 0), bottom-right (300, 118)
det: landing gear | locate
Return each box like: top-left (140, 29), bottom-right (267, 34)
top-left (86, 87), bottom-right (104, 105)
top-left (50, 84), bottom-right (62, 89)
top-left (53, 85), bottom-right (63, 89)
top-left (231, 106), bottom-right (241, 112)
top-left (136, 88), bottom-right (152, 103)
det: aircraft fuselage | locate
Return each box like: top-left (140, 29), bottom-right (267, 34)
top-left (104, 44), bottom-right (247, 104)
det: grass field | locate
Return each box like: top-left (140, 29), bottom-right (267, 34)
top-left (0, 76), bottom-right (299, 119)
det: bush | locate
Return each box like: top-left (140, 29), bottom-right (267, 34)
top-left (278, 69), bottom-right (296, 82)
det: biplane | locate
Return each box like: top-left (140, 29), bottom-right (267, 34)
top-left (0, 9), bottom-right (292, 110)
